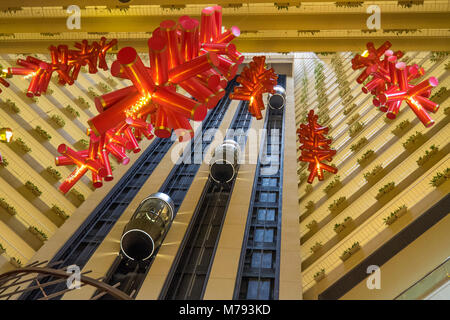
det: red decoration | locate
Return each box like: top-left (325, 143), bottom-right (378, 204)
top-left (297, 110), bottom-right (338, 184)
top-left (56, 5), bottom-right (244, 194)
top-left (352, 41), bottom-right (440, 127)
top-left (230, 56), bottom-right (278, 119)
top-left (3, 37), bottom-right (117, 97)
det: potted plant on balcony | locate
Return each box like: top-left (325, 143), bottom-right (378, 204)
top-left (310, 242), bottom-right (323, 254)
top-left (324, 175), bottom-right (341, 195)
top-left (383, 205), bottom-right (407, 226)
top-left (402, 131), bottom-right (423, 150)
top-left (306, 220), bottom-right (318, 231)
top-left (25, 181), bottom-right (42, 197)
top-left (391, 119), bottom-right (410, 136)
top-left (328, 196), bottom-right (348, 214)
top-left (416, 145), bottom-right (439, 166)
top-left (364, 164), bottom-right (384, 183)
top-left (357, 149), bottom-right (375, 166)
top-left (65, 105), bottom-right (80, 118)
top-left (375, 181), bottom-right (396, 200)
top-left (29, 226), bottom-right (48, 242)
top-left (14, 138), bottom-right (31, 153)
top-left (0, 243), bottom-right (5, 255)
top-left (305, 200), bottom-right (315, 211)
top-left (430, 168), bottom-right (449, 187)
top-left (313, 268), bottom-right (326, 282)
top-left (346, 113), bottom-right (360, 126)
top-left (334, 222), bottom-right (345, 234)
top-left (350, 137), bottom-right (368, 153)
top-left (349, 121), bottom-right (364, 137)
top-left (0, 157), bottom-right (8, 168)
top-left (51, 204), bottom-right (69, 220)
top-left (1, 99), bottom-right (20, 113)
top-left (305, 184), bottom-right (313, 194)
top-left (34, 125), bottom-right (52, 141)
top-left (0, 198), bottom-right (17, 216)
top-left (10, 257), bottom-right (22, 268)
top-left (50, 114), bottom-right (66, 128)
top-left (340, 241), bottom-right (361, 261)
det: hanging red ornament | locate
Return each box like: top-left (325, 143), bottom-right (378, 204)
top-left (56, 5), bottom-right (244, 194)
top-left (229, 56), bottom-right (278, 119)
top-left (352, 41), bottom-right (440, 127)
top-left (3, 37), bottom-right (117, 96)
top-left (297, 110), bottom-right (338, 184)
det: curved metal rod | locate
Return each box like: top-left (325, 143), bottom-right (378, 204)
top-left (0, 267), bottom-right (132, 300)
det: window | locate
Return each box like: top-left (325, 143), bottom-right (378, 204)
top-left (254, 228), bottom-right (274, 243)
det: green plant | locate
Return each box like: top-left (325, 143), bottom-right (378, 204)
top-left (46, 166), bottom-right (62, 180)
top-left (305, 200), bottom-right (315, 211)
top-left (350, 137), bottom-right (368, 152)
top-left (429, 51), bottom-right (449, 63)
top-left (383, 205), bottom-right (407, 225)
top-left (76, 96), bottom-right (90, 109)
top-left (305, 184), bottom-right (313, 194)
top-left (1, 99), bottom-right (20, 113)
top-left (14, 138), bottom-right (31, 153)
top-left (0, 243), bottom-right (5, 253)
top-left (328, 196), bottom-right (347, 213)
top-left (299, 172), bottom-right (307, 183)
top-left (430, 168), bottom-right (449, 187)
top-left (70, 189), bottom-right (85, 202)
top-left (87, 87), bottom-right (99, 98)
top-left (65, 105), bottom-right (80, 118)
top-left (416, 145), bottom-right (439, 166)
top-left (402, 131), bottom-right (423, 149)
top-left (340, 241), bottom-right (360, 261)
top-left (335, 1), bottom-right (363, 7)
top-left (313, 268), bottom-right (325, 281)
top-left (392, 119), bottom-right (410, 135)
top-left (0, 157), bottom-right (8, 168)
top-left (364, 164), bottom-right (383, 182)
top-left (0, 198), bottom-right (17, 215)
top-left (376, 182), bottom-right (396, 199)
top-left (35, 126), bottom-right (52, 140)
top-left (10, 257), bottom-right (22, 267)
top-left (310, 242), bottom-right (323, 254)
top-left (357, 149), bottom-right (375, 165)
top-left (343, 104), bottom-right (357, 116)
top-left (52, 204), bottom-right (69, 220)
top-left (78, 139), bottom-right (89, 148)
top-left (324, 175), bottom-right (341, 194)
top-left (105, 76), bottom-right (117, 87)
top-left (50, 114), bottom-right (65, 127)
top-left (29, 226), bottom-right (48, 241)
top-left (346, 113), bottom-right (360, 125)
top-left (25, 181), bottom-right (42, 197)
top-left (97, 82), bottom-right (111, 93)
top-left (349, 121), bottom-right (364, 137)
top-left (306, 220), bottom-right (317, 230)
top-left (429, 87), bottom-right (449, 103)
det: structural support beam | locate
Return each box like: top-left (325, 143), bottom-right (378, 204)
top-left (0, 0), bottom-right (389, 9)
top-left (0, 13), bottom-right (448, 33)
top-left (0, 37), bottom-right (448, 54)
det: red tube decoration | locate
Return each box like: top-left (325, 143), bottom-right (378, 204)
top-left (297, 110), bottom-right (338, 184)
top-left (3, 38), bottom-right (116, 96)
top-left (230, 56), bottom-right (278, 119)
top-left (353, 41), bottom-right (441, 127)
top-left (56, 5), bottom-right (245, 193)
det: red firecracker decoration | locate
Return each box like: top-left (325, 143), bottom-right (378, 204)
top-left (3, 37), bottom-right (117, 97)
top-left (352, 41), bottom-right (440, 128)
top-left (229, 56), bottom-right (278, 119)
top-left (55, 5), bottom-right (244, 194)
top-left (297, 110), bottom-right (338, 184)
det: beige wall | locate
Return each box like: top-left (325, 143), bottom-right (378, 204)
top-left (341, 214), bottom-right (450, 300)
top-left (279, 75), bottom-right (302, 299)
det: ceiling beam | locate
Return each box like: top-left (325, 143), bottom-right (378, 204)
top-left (0, 13), bottom-right (448, 33)
top-left (0, 37), bottom-right (448, 54)
top-left (0, 0), bottom-right (389, 9)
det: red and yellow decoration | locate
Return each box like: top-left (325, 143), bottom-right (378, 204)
top-left (2, 37), bottom-right (117, 97)
top-left (352, 41), bottom-right (440, 128)
top-left (230, 56), bottom-right (278, 119)
top-left (297, 110), bottom-right (338, 184)
top-left (56, 5), bottom-right (244, 194)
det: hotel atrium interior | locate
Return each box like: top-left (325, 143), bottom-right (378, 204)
top-left (0, 0), bottom-right (448, 301)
